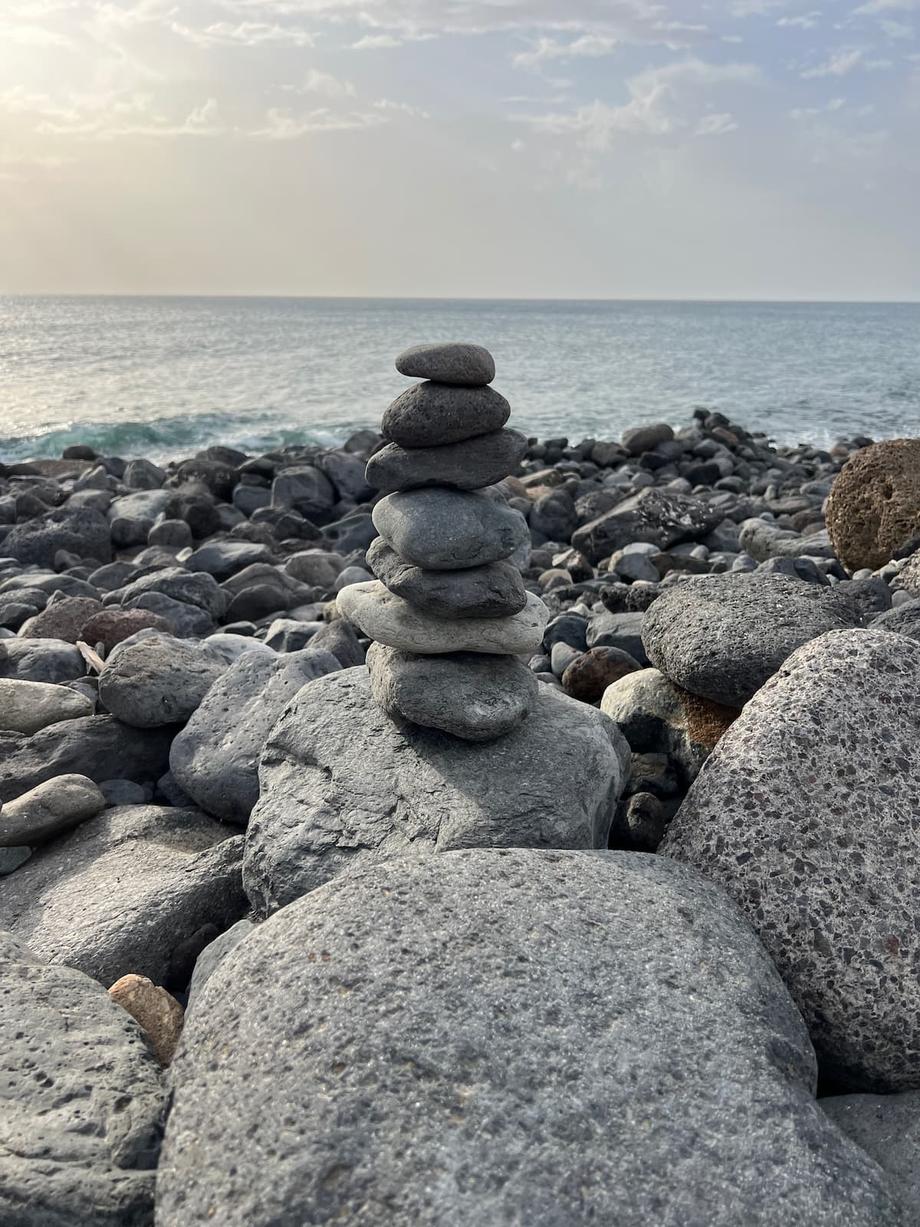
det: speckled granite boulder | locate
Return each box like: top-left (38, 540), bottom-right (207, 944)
top-left (822, 1091), bottom-right (920, 1217)
top-left (826, 439), bottom-right (920, 572)
top-left (641, 573), bottom-right (861, 706)
top-left (156, 850), bottom-right (904, 1226)
top-left (243, 668), bottom-right (628, 916)
top-left (0, 932), bottom-right (164, 1226)
top-left (662, 629), bottom-right (920, 1091)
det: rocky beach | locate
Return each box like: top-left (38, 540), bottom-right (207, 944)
top-left (3, 341), bottom-right (920, 1224)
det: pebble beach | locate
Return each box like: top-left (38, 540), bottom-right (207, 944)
top-left (3, 340), bottom-right (920, 1224)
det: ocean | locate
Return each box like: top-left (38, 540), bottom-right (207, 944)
top-left (1, 296), bottom-right (918, 463)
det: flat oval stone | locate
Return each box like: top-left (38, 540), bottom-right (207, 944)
top-left (337, 581), bottom-right (548, 655)
top-left (382, 383), bottom-right (510, 448)
top-left (372, 489), bottom-right (528, 571)
top-left (395, 342), bottom-right (495, 386)
top-left (366, 539), bottom-right (527, 619)
top-left (366, 643), bottom-right (538, 741)
top-left (366, 428), bottom-right (527, 493)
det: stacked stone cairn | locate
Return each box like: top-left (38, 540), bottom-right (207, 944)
top-left (337, 341), bottom-right (549, 741)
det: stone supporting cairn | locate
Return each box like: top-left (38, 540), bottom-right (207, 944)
top-left (337, 341), bottom-right (549, 741)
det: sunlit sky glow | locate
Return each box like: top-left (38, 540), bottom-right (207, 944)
top-left (1, 0), bottom-right (918, 298)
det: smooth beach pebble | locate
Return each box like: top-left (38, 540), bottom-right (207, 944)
top-left (395, 341), bottom-right (495, 386)
top-left (381, 382), bottom-right (510, 448)
top-left (366, 538), bottom-right (527, 619)
top-left (365, 428), bottom-right (527, 493)
top-left (372, 487), bottom-right (528, 570)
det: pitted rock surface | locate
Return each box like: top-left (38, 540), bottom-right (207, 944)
top-left (394, 342), bottom-right (495, 385)
top-left (381, 382), bottom-right (510, 448)
top-left (826, 439), bottom-right (920, 572)
top-left (372, 488), bottom-right (528, 570)
top-left (366, 539), bottom-right (526, 619)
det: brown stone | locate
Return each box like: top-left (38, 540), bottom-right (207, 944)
top-left (18, 596), bottom-right (103, 642)
top-left (673, 685), bottom-right (739, 752)
top-left (826, 439), bottom-right (920, 572)
top-left (80, 607), bottom-right (173, 651)
top-left (562, 646), bottom-right (642, 704)
top-left (108, 973), bottom-right (184, 1065)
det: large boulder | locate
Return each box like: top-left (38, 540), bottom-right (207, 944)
top-left (0, 715), bottom-right (173, 804)
top-left (571, 488), bottom-right (723, 564)
top-left (822, 1091), bottom-right (920, 1217)
top-left (641, 573), bottom-right (861, 707)
top-left (156, 849), bottom-right (904, 1226)
top-left (0, 932), bottom-right (165, 1226)
top-left (1, 505), bottom-right (112, 566)
top-left (662, 629), bottom-right (920, 1092)
top-left (169, 648), bottom-right (341, 825)
top-left (826, 439), bottom-right (920, 572)
top-left (244, 668), bottom-right (628, 917)
top-left (0, 805), bottom-right (245, 986)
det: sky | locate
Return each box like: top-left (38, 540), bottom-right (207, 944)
top-left (0, 0), bottom-right (918, 299)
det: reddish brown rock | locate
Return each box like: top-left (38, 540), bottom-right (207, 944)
top-left (562, 646), bottom-right (642, 704)
top-left (18, 596), bottom-right (103, 643)
top-left (826, 438), bottom-right (920, 572)
top-left (80, 607), bottom-right (173, 651)
top-left (108, 973), bottom-right (184, 1065)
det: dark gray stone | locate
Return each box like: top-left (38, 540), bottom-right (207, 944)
top-left (187, 540), bottom-right (273, 580)
top-left (529, 488), bottom-right (578, 542)
top-left (366, 537), bottom-right (526, 619)
top-left (1, 506), bottom-right (112, 567)
top-left (17, 594), bottom-right (103, 642)
top-left (186, 918), bottom-right (256, 1013)
top-left (320, 450), bottom-right (373, 502)
top-left (126, 591), bottom-right (215, 637)
top-left (382, 382), bottom-right (510, 448)
top-left (244, 668), bottom-right (628, 916)
top-left (662, 629), bottom-right (920, 1092)
top-left (99, 635), bottom-right (227, 727)
top-left (0, 932), bottom-right (165, 1226)
top-left (170, 648), bottom-right (342, 825)
top-left (307, 618), bottom-right (366, 667)
top-left (587, 609), bottom-right (647, 662)
top-left (366, 644), bottom-right (538, 741)
top-left (366, 429), bottom-right (526, 494)
top-left (106, 567), bottom-right (228, 620)
top-left (641, 573), bottom-right (861, 707)
top-left (822, 1091), bottom-right (920, 1216)
top-left (0, 805), bottom-right (246, 987)
top-left (395, 341), bottom-right (495, 386)
top-left (0, 637), bottom-right (84, 683)
top-left (572, 488), bottom-right (724, 564)
top-left (372, 489), bottom-right (528, 570)
top-left (622, 422), bottom-right (675, 454)
top-left (271, 465), bottom-right (336, 520)
top-left (157, 849), bottom-right (904, 1227)
top-left (0, 715), bottom-right (173, 804)
top-left (872, 599), bottom-right (920, 642)
top-left (0, 774), bottom-right (105, 847)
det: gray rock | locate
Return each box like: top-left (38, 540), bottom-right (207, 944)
top-left (0, 846), bottom-right (31, 874)
top-left (17, 594), bottom-right (103, 642)
top-left (0, 715), bottom-right (173, 804)
top-left (284, 550), bottom-right (344, 589)
top-left (187, 540), bottom-right (273, 580)
top-left (622, 422), bottom-right (675, 454)
top-left (306, 618), bottom-right (366, 667)
top-left (0, 805), bottom-right (246, 986)
top-left (126, 590), bottom-right (215, 637)
top-left (243, 667), bottom-right (628, 916)
top-left (587, 609), bottom-right (647, 661)
top-left (0, 774), bottom-right (106, 847)
top-left (1, 505), bottom-right (112, 567)
top-left (366, 644), bottom-right (538, 741)
top-left (0, 932), bottom-right (164, 1226)
top-left (373, 488), bottom-right (528, 570)
top-left (529, 489), bottom-right (578, 542)
top-left (641, 573), bottom-right (861, 707)
top-left (170, 648), bottom-right (342, 825)
top-left (366, 429), bottom-right (526, 494)
top-left (366, 538), bottom-right (526, 619)
top-left (872, 599), bottom-right (920, 642)
top-left (157, 849), bottom-right (903, 1227)
top-left (263, 618), bottom-right (322, 652)
top-left (107, 566), bottom-right (228, 620)
top-left (382, 382), bottom-right (511, 448)
top-left (739, 519), bottom-right (835, 562)
top-left (99, 635), bottom-right (227, 727)
top-left (100, 778), bottom-right (151, 807)
top-left (124, 456), bottom-right (167, 489)
top-left (395, 341), bottom-right (495, 385)
top-left (337, 582), bottom-right (547, 655)
top-left (186, 918), bottom-right (256, 1012)
top-left (0, 677), bottom-right (94, 734)
top-left (271, 465), bottom-right (336, 520)
top-left (0, 637), bottom-right (84, 683)
top-left (822, 1091), bottom-right (920, 1216)
top-left (662, 629), bottom-right (920, 1092)
top-left (572, 488), bottom-right (723, 564)
top-left (320, 449), bottom-right (374, 503)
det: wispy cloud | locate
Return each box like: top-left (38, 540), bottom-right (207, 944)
top-left (512, 34), bottom-right (618, 71)
top-left (801, 47), bottom-right (865, 75)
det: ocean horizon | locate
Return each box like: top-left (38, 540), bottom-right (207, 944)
top-left (2, 294), bottom-right (919, 462)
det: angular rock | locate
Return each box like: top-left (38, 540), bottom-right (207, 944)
top-left (306, 618), bottom-right (365, 667)
top-left (826, 439), bottom-right (920, 572)
top-left (0, 677), bottom-right (94, 734)
top-left (158, 849), bottom-right (903, 1227)
top-left (0, 715), bottom-right (173, 804)
top-left (366, 643), bottom-right (538, 741)
top-left (338, 582), bottom-right (547, 656)
top-left (382, 382), bottom-right (510, 448)
top-left (187, 540), bottom-right (273, 580)
top-left (244, 667), bottom-right (628, 915)
top-left (169, 648), bottom-right (342, 825)
top-left (0, 637), bottom-right (84, 683)
top-left (366, 429), bottom-right (526, 494)
top-left (822, 1091), bottom-right (920, 1216)
top-left (641, 573), bottom-right (861, 707)
top-left (271, 465), bottom-right (336, 520)
top-left (572, 488), bottom-right (723, 564)
top-left (373, 488), bottom-right (528, 570)
top-left (0, 774), bottom-right (105, 847)
top-left (0, 805), bottom-right (246, 986)
top-left (366, 538), bottom-right (526, 619)
top-left (99, 635), bottom-right (227, 727)
top-left (0, 932), bottom-right (164, 1226)
top-left (662, 629), bottom-right (920, 1091)
top-left (108, 974), bottom-right (184, 1065)
top-left (395, 341), bottom-right (495, 386)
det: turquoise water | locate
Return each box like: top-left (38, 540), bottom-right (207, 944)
top-left (1, 296), bottom-right (918, 461)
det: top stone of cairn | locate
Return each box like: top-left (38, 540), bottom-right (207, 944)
top-left (395, 342), bottom-right (495, 387)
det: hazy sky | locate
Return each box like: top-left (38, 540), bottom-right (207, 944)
top-left (1, 0), bottom-right (918, 299)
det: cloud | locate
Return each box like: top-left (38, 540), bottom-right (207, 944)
top-left (291, 70), bottom-right (356, 98)
top-left (801, 47), bottom-right (865, 75)
top-left (351, 33), bottom-right (402, 48)
top-left (512, 34), bottom-right (618, 70)
top-left (249, 106), bottom-right (386, 138)
top-left (777, 12), bottom-right (821, 28)
top-left (372, 97), bottom-right (429, 117)
top-left (695, 111), bottom-right (738, 135)
top-left (789, 96), bottom-right (846, 117)
top-left (172, 20), bottom-right (316, 48)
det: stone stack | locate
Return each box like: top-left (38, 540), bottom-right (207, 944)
top-left (337, 342), bottom-right (547, 742)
